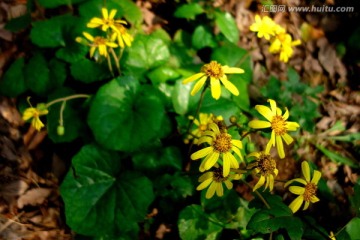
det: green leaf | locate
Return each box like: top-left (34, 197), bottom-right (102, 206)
top-left (122, 34), bottom-right (170, 78)
top-left (38, 0), bottom-right (86, 8)
top-left (5, 13), bottom-right (31, 32)
top-left (174, 3), bottom-right (204, 19)
top-left (70, 58), bottom-right (112, 83)
top-left (214, 11), bottom-right (239, 44)
top-left (247, 203), bottom-right (303, 240)
top-left (315, 144), bottom-right (359, 168)
top-left (337, 217), bottom-right (360, 240)
top-left (49, 58), bottom-right (67, 89)
top-left (155, 172), bottom-right (194, 199)
top-left (47, 88), bottom-right (84, 143)
top-left (191, 25), bottom-right (217, 50)
top-left (24, 53), bottom-right (51, 95)
top-left (30, 15), bottom-right (69, 47)
top-left (0, 58), bottom-right (27, 97)
top-left (132, 146), bottom-right (182, 176)
top-left (147, 66), bottom-right (180, 84)
top-left (350, 181), bottom-right (360, 216)
top-left (172, 78), bottom-right (194, 115)
top-left (178, 205), bottom-right (223, 240)
top-left (110, 0), bottom-right (143, 25)
top-left (60, 144), bottom-right (154, 237)
top-left (88, 77), bottom-right (166, 151)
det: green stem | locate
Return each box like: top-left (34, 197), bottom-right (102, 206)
top-left (59, 101), bottom-right (66, 126)
top-left (107, 55), bottom-right (114, 77)
top-left (45, 94), bottom-right (91, 108)
top-left (240, 130), bottom-right (257, 141)
top-left (241, 179), bottom-right (271, 209)
top-left (186, 84), bottom-right (208, 134)
top-left (109, 48), bottom-right (121, 76)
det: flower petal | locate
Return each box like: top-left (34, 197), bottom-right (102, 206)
top-left (206, 181), bottom-right (217, 199)
top-left (101, 8), bottom-right (109, 19)
top-left (183, 72), bottom-right (205, 84)
top-left (208, 122), bottom-right (220, 134)
top-left (287, 121), bottom-right (300, 131)
top-left (222, 66), bottom-right (244, 74)
top-left (284, 178), bottom-right (307, 188)
top-left (196, 177), bottom-right (213, 190)
top-left (210, 77), bottom-right (221, 100)
top-left (225, 152), bottom-right (239, 169)
top-left (267, 99), bottom-right (277, 116)
top-left (283, 107), bottom-right (289, 120)
top-left (302, 161), bottom-right (311, 182)
top-left (204, 151), bottom-right (220, 170)
top-left (281, 133), bottom-right (294, 145)
top-left (198, 171), bottom-right (213, 182)
top-left (248, 120), bottom-right (271, 129)
top-left (197, 136), bottom-right (213, 145)
top-left (276, 135), bottom-right (285, 159)
top-left (269, 174), bottom-right (274, 191)
top-left (191, 147), bottom-right (213, 160)
top-left (215, 182), bottom-right (224, 197)
top-left (231, 139), bottom-right (242, 149)
top-left (289, 195), bottom-right (304, 213)
top-left (83, 32), bottom-right (94, 41)
top-left (303, 201), bottom-right (310, 210)
top-left (220, 76), bottom-right (239, 96)
top-left (247, 152), bottom-right (260, 159)
top-left (289, 186), bottom-right (305, 195)
top-left (190, 76), bottom-right (208, 96)
top-left (253, 175), bottom-right (265, 192)
top-left (310, 195), bottom-right (320, 203)
top-left (311, 170), bottom-right (321, 185)
top-left (223, 155), bottom-right (231, 177)
top-left (255, 105), bottom-right (273, 122)
top-left (224, 180), bottom-right (233, 189)
top-left (109, 9), bottom-right (117, 19)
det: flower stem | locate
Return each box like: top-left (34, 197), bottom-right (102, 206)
top-left (45, 94), bottom-right (91, 108)
top-left (59, 101), bottom-right (66, 126)
top-left (109, 48), bottom-right (121, 76)
top-left (186, 84), bottom-right (208, 134)
top-left (241, 179), bottom-right (271, 209)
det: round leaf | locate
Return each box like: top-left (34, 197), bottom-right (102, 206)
top-left (88, 76), bottom-right (166, 151)
top-left (60, 144), bottom-right (154, 237)
top-left (0, 58), bottom-right (27, 97)
top-left (214, 11), bottom-right (239, 44)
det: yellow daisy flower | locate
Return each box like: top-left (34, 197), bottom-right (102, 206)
top-left (191, 122), bottom-right (243, 177)
top-left (76, 32), bottom-right (118, 59)
top-left (182, 61), bottom-right (244, 100)
top-left (196, 165), bottom-right (242, 199)
top-left (269, 33), bottom-right (301, 63)
top-left (285, 161), bottom-right (321, 213)
top-left (111, 23), bottom-right (134, 48)
top-left (250, 15), bottom-right (279, 40)
top-left (247, 151), bottom-right (278, 192)
top-left (185, 113), bottom-right (223, 144)
top-left (248, 99), bottom-right (300, 159)
top-left (87, 8), bottom-right (127, 32)
top-left (23, 107), bottom-right (49, 131)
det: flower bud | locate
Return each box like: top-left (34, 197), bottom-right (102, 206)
top-left (57, 125), bottom-right (65, 136)
top-left (229, 116), bottom-right (237, 123)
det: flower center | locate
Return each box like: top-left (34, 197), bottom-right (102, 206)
top-left (33, 110), bottom-right (40, 118)
top-left (104, 19), bottom-right (114, 26)
top-left (303, 183), bottom-right (317, 202)
top-left (201, 61), bottom-right (224, 79)
top-left (212, 133), bottom-right (232, 153)
top-left (278, 33), bottom-right (287, 43)
top-left (93, 37), bottom-right (107, 45)
top-left (116, 24), bottom-right (127, 34)
top-left (213, 167), bottom-right (228, 182)
top-left (257, 153), bottom-right (276, 175)
top-left (271, 115), bottom-right (287, 135)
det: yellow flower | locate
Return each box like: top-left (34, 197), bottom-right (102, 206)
top-left (329, 231), bottom-right (336, 240)
top-left (269, 33), bottom-right (301, 63)
top-left (196, 165), bottom-right (242, 199)
top-left (248, 99), bottom-right (300, 159)
top-left (247, 151), bottom-right (278, 192)
top-left (23, 107), bottom-right (49, 131)
top-left (76, 32), bottom-right (118, 59)
top-left (111, 23), bottom-right (134, 48)
top-left (87, 8), bottom-right (127, 32)
top-left (285, 161), bottom-right (321, 213)
top-left (250, 15), bottom-right (280, 40)
top-left (191, 122), bottom-right (243, 177)
top-left (182, 61), bottom-right (244, 100)
top-left (185, 113), bottom-right (223, 144)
